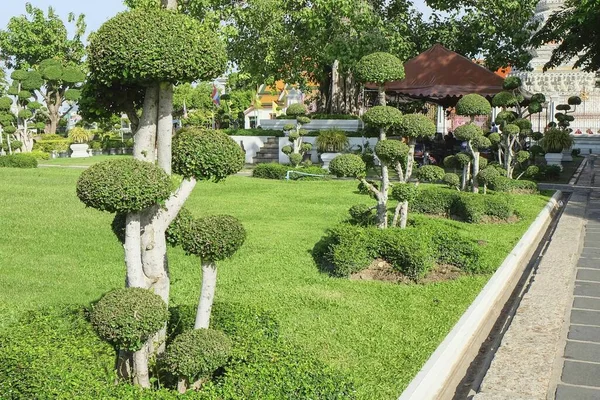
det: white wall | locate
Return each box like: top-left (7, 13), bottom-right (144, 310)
top-left (277, 136), bottom-right (378, 164)
top-left (229, 136), bottom-right (271, 164)
top-left (260, 119), bottom-right (363, 132)
top-left (244, 109), bottom-right (275, 129)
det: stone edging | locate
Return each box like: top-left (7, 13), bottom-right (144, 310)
top-left (398, 190), bottom-right (563, 400)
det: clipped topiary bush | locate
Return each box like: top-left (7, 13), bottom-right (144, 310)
top-left (90, 287), bottom-right (169, 351)
top-left (76, 158), bottom-right (172, 213)
top-left (172, 128), bottom-right (245, 181)
top-left (163, 328), bottom-right (232, 389)
top-left (329, 154), bottom-right (366, 178)
top-left (454, 123), bottom-right (483, 141)
top-left (415, 165), bottom-right (445, 182)
top-left (181, 215), bottom-right (246, 261)
top-left (0, 153), bottom-right (38, 168)
top-left (476, 167), bottom-right (500, 193)
top-left (374, 139), bottom-right (408, 165)
top-left (489, 176), bottom-right (538, 193)
top-left (443, 173), bottom-right (461, 190)
top-left (286, 103), bottom-right (307, 117)
top-left (362, 106), bottom-right (403, 129)
top-left (397, 114), bottom-right (436, 139)
top-left (455, 94), bottom-right (492, 117)
top-left (288, 153), bottom-right (303, 167)
top-left (348, 204), bottom-right (375, 226)
top-left (354, 52), bottom-right (405, 84)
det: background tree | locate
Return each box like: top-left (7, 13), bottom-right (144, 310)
top-left (0, 4), bottom-right (86, 134)
top-left (532, 0), bottom-right (600, 73)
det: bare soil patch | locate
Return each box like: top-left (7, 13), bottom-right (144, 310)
top-left (350, 260), bottom-right (465, 284)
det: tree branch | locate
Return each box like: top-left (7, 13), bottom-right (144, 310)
top-left (360, 177), bottom-right (382, 199)
top-left (159, 178), bottom-right (198, 227)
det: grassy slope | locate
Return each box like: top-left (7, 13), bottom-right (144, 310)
top-left (0, 168), bottom-right (550, 399)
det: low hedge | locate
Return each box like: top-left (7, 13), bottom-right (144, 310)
top-left (0, 153), bottom-right (38, 168)
top-left (314, 223), bottom-right (481, 279)
top-left (489, 176), bottom-right (538, 193)
top-left (33, 139), bottom-right (70, 153)
top-left (225, 128), bottom-right (284, 137)
top-left (253, 163), bottom-right (328, 180)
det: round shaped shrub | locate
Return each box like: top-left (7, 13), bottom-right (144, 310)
top-left (502, 76), bottom-right (522, 90)
top-left (172, 128), bottom-right (245, 181)
top-left (27, 101), bottom-right (42, 110)
top-left (90, 288), bottom-right (168, 351)
top-left (354, 52), bottom-right (405, 84)
top-left (88, 9), bottom-right (226, 84)
top-left (454, 123), bottom-right (483, 141)
top-left (18, 90), bottom-right (31, 100)
top-left (456, 152), bottom-right (472, 167)
top-left (0, 96), bottom-right (12, 110)
top-left (531, 93), bottom-right (546, 103)
top-left (391, 183), bottom-right (418, 203)
top-left (444, 155), bottom-right (459, 169)
top-left (22, 71), bottom-right (44, 91)
top-left (362, 106), bottom-right (403, 129)
top-left (495, 110), bottom-right (517, 125)
top-left (166, 207), bottom-right (195, 247)
top-left (286, 103), bottom-right (307, 117)
top-left (492, 91), bottom-right (518, 107)
top-left (516, 150), bottom-right (530, 163)
top-left (288, 153), bottom-right (302, 166)
top-left (528, 102), bottom-right (543, 114)
top-left (328, 154), bottom-right (366, 178)
top-left (288, 131), bottom-right (300, 141)
top-left (514, 118), bottom-right (532, 130)
top-left (479, 156), bottom-right (489, 170)
top-left (503, 124), bottom-right (520, 136)
top-left (17, 109), bottom-right (33, 119)
top-left (296, 116), bottom-right (311, 125)
top-left (283, 123), bottom-right (295, 131)
top-left (456, 94), bottom-right (491, 117)
top-left (443, 173), bottom-right (460, 189)
top-left (301, 142), bottom-right (313, 152)
top-left (477, 167), bottom-right (500, 186)
top-left (181, 215), bottom-right (246, 261)
top-left (415, 165), bottom-right (445, 182)
top-left (11, 69), bottom-right (29, 81)
top-left (556, 104), bottom-right (571, 111)
top-left (397, 113), bottom-right (436, 139)
top-left (525, 165), bottom-right (540, 179)
top-left (281, 145), bottom-right (293, 155)
top-left (529, 144), bottom-right (544, 156)
top-left (568, 96), bottom-right (582, 106)
top-left (348, 204), bottom-right (374, 226)
top-left (64, 89), bottom-right (81, 102)
top-left (164, 328), bottom-right (231, 381)
top-left (76, 158), bottom-right (172, 213)
top-left (472, 135), bottom-right (492, 150)
top-left (374, 139), bottom-right (408, 165)
top-left (531, 131), bottom-right (544, 141)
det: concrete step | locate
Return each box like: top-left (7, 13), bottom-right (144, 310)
top-left (257, 149), bottom-right (279, 156)
top-left (255, 159), bottom-right (279, 164)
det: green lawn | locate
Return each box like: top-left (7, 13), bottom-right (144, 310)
top-left (39, 154), bottom-right (131, 166)
top-left (0, 167), bottom-right (551, 399)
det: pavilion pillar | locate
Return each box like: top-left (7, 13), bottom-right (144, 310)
top-left (436, 105), bottom-right (445, 135)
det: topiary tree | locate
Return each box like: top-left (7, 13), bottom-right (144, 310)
top-left (354, 52), bottom-right (405, 106)
top-left (448, 152), bottom-right (473, 191)
top-left (396, 113), bottom-right (436, 181)
top-left (90, 288), bottom-right (168, 388)
top-left (281, 103), bottom-right (311, 166)
top-left (454, 123), bottom-right (491, 193)
top-left (443, 173), bottom-right (461, 190)
top-left (390, 182), bottom-right (418, 228)
top-left (329, 153), bottom-right (366, 178)
top-left (164, 328), bottom-right (232, 393)
top-left (414, 165), bottom-right (445, 183)
top-left (477, 167), bottom-right (500, 194)
top-left (180, 215), bottom-right (246, 330)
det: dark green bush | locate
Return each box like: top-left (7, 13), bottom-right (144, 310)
top-left (172, 128), bottom-right (245, 181)
top-left (181, 215), bottom-right (246, 261)
top-left (455, 94), bottom-right (491, 117)
top-left (163, 329), bottom-right (232, 382)
top-left (252, 164), bottom-right (327, 180)
top-left (76, 158), bottom-right (172, 213)
top-left (90, 288), bottom-right (168, 351)
top-left (348, 204), bottom-right (375, 226)
top-left (374, 139), bottom-right (408, 165)
top-left (313, 224), bottom-right (376, 276)
top-left (225, 128), bottom-right (284, 137)
top-left (288, 153), bottom-right (303, 167)
top-left (377, 229), bottom-right (435, 279)
top-left (431, 229), bottom-right (481, 272)
top-left (415, 165), bottom-right (445, 182)
top-left (354, 52), bottom-right (405, 84)
top-left (412, 187), bottom-right (458, 215)
top-left (362, 106), bottom-right (403, 129)
top-left (0, 153), bottom-right (38, 168)
top-left (397, 113), bottom-right (436, 139)
top-left (524, 165), bottom-right (540, 179)
top-left (489, 176), bottom-right (538, 193)
top-left (451, 193), bottom-right (514, 223)
top-left (357, 179), bottom-right (379, 197)
top-left (477, 167), bottom-right (500, 188)
top-left (286, 103), bottom-right (307, 116)
top-left (329, 154), bottom-right (366, 178)
top-left (443, 173), bottom-right (461, 189)
top-left (166, 207), bottom-right (195, 247)
top-left (391, 183), bottom-right (419, 203)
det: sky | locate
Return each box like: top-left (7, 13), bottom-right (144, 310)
top-left (0, 0), bottom-right (433, 41)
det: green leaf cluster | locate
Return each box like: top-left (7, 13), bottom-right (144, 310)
top-left (181, 215), bottom-right (246, 261)
top-left (362, 106), bottom-right (403, 129)
top-left (354, 52), bottom-right (405, 85)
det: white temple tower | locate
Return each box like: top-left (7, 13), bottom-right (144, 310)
top-left (512, 0), bottom-right (600, 136)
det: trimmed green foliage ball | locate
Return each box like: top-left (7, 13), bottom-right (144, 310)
top-left (76, 158), bottom-right (172, 213)
top-left (528, 102), bottom-right (543, 114)
top-left (27, 101), bottom-right (42, 110)
top-left (503, 124), bottom-right (520, 136)
top-left (164, 329), bottom-right (232, 381)
top-left (21, 71), bottom-right (44, 91)
top-left (456, 152), bottom-right (472, 167)
top-left (362, 106), bottom-right (403, 128)
top-left (286, 103), bottom-right (307, 117)
top-left (90, 288), bottom-right (168, 351)
top-left (495, 110), bottom-right (517, 125)
top-left (455, 94), bottom-right (491, 117)
top-left (43, 66), bottom-right (63, 81)
top-left (11, 69), bottom-right (28, 81)
top-left (514, 118), bottom-right (532, 130)
top-left (18, 109), bottom-right (33, 119)
top-left (391, 183), bottom-right (418, 202)
top-left (530, 144), bottom-right (544, 156)
top-left (354, 52), bottom-right (405, 84)
top-left (516, 150), bottom-right (530, 163)
top-left (288, 153), bottom-right (302, 166)
top-left (297, 116), bottom-right (311, 125)
top-left (329, 154), bottom-right (366, 178)
top-left (348, 204), bottom-right (374, 226)
top-left (61, 66), bottom-right (86, 84)
top-left (172, 128), bottom-right (245, 181)
top-left (502, 76), bottom-right (522, 90)
top-left (476, 167), bottom-right (499, 186)
top-left (443, 155), bottom-right (458, 169)
top-left (479, 156), bottom-right (489, 170)
top-left (555, 104), bottom-right (571, 111)
top-left (181, 215), bottom-right (246, 261)
top-left (454, 123), bottom-right (483, 141)
top-left (443, 173), bottom-right (460, 189)
top-left (568, 96), bottom-right (582, 106)
top-left (64, 89), bottom-right (81, 102)
top-left (415, 165), bottom-right (445, 182)
top-left (397, 113), bottom-right (436, 139)
top-left (18, 90), bottom-right (31, 100)
top-left (166, 207), bottom-right (195, 247)
top-left (0, 97), bottom-right (13, 110)
top-left (2, 125), bottom-right (16, 134)
top-left (492, 91), bottom-right (518, 107)
top-left (288, 131), bottom-right (300, 141)
top-left (472, 135), bottom-right (491, 150)
top-left (531, 93), bottom-right (546, 103)
top-left (89, 9), bottom-right (226, 84)
top-left (0, 154), bottom-right (38, 168)
top-left (374, 139), bottom-right (408, 165)
top-left (281, 145), bottom-right (293, 155)
top-left (283, 123), bottom-right (295, 131)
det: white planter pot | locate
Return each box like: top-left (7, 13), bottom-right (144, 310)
top-left (561, 149), bottom-right (573, 162)
top-left (70, 143), bottom-right (90, 158)
top-left (545, 152), bottom-right (563, 169)
top-left (320, 152), bottom-right (341, 171)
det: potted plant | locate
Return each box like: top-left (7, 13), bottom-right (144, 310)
top-left (315, 128), bottom-right (349, 170)
top-left (541, 128), bottom-right (573, 168)
top-left (68, 127), bottom-right (91, 158)
top-left (125, 138), bottom-right (134, 154)
top-left (90, 140), bottom-right (103, 156)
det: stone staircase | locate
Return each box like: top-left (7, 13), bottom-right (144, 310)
top-left (254, 137), bottom-right (280, 163)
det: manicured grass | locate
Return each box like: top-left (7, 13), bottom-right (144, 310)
top-left (0, 168), bottom-right (551, 398)
top-left (39, 155), bottom-right (131, 166)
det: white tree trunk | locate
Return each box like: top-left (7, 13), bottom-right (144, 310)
top-left (461, 164), bottom-right (469, 191)
top-left (399, 201), bottom-right (409, 229)
top-left (376, 165), bottom-right (390, 229)
top-left (195, 262), bottom-right (218, 329)
top-left (157, 82), bottom-right (173, 175)
top-left (141, 206), bottom-right (170, 304)
top-left (472, 151), bottom-right (480, 193)
top-left (132, 346), bottom-right (150, 388)
top-left (134, 85), bottom-right (159, 163)
top-left (378, 85), bottom-right (386, 106)
top-left (405, 141), bottom-right (416, 182)
top-left (125, 212), bottom-right (146, 288)
top-left (161, 0), bottom-right (177, 8)
top-left (177, 377), bottom-right (188, 394)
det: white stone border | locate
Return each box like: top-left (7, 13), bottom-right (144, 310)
top-left (398, 190), bottom-right (563, 400)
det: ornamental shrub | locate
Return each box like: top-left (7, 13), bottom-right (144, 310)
top-left (362, 106), bottom-right (403, 129)
top-left (443, 173), bottom-right (461, 189)
top-left (477, 167), bottom-right (500, 188)
top-left (514, 118), bottom-right (533, 131)
top-left (524, 165), bottom-right (540, 179)
top-left (374, 139), bottom-right (408, 165)
top-left (29, 150), bottom-right (50, 160)
top-left (503, 76), bottom-right (522, 90)
top-left (455, 94), bottom-right (491, 117)
top-left (492, 91), bottom-right (518, 107)
top-left (391, 183), bottom-right (419, 205)
top-left (313, 224), bottom-right (376, 276)
top-left (0, 96), bottom-right (12, 110)
top-left (0, 154), bottom-right (38, 168)
top-left (479, 156), bottom-right (489, 170)
top-left (329, 154), bottom-right (366, 178)
top-left (181, 215), bottom-right (246, 261)
top-left (76, 158), bottom-right (172, 213)
top-left (166, 207), bottom-right (195, 247)
top-left (288, 153), bottom-right (303, 167)
top-left (252, 164), bottom-right (327, 180)
top-left (348, 204), bottom-right (375, 226)
top-left (454, 123), bottom-right (483, 141)
top-left (354, 52), bottom-right (405, 84)
top-left (88, 9), bottom-right (226, 85)
top-left (286, 103), bottom-right (307, 116)
top-left (377, 229), bottom-right (435, 279)
top-left (451, 193), bottom-right (514, 223)
top-left (432, 229), bottom-right (481, 272)
top-left (90, 288), bottom-right (169, 351)
top-left (163, 329), bottom-right (232, 382)
top-left (397, 114), bottom-right (436, 139)
top-left (412, 187), bottom-right (458, 215)
top-left (568, 96), bottom-right (582, 106)
top-left (415, 165), bottom-right (445, 182)
top-left (172, 128), bottom-right (245, 181)
top-left (444, 155), bottom-right (459, 170)
top-left (503, 124), bottom-right (520, 136)
top-left (489, 176), bottom-right (538, 193)
top-left (495, 110), bottom-right (517, 125)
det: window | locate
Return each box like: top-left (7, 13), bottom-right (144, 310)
top-left (249, 116), bottom-right (257, 128)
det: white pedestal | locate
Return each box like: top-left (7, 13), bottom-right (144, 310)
top-left (70, 143), bottom-right (90, 158)
top-left (545, 152), bottom-right (563, 169)
top-left (320, 153), bottom-right (341, 171)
